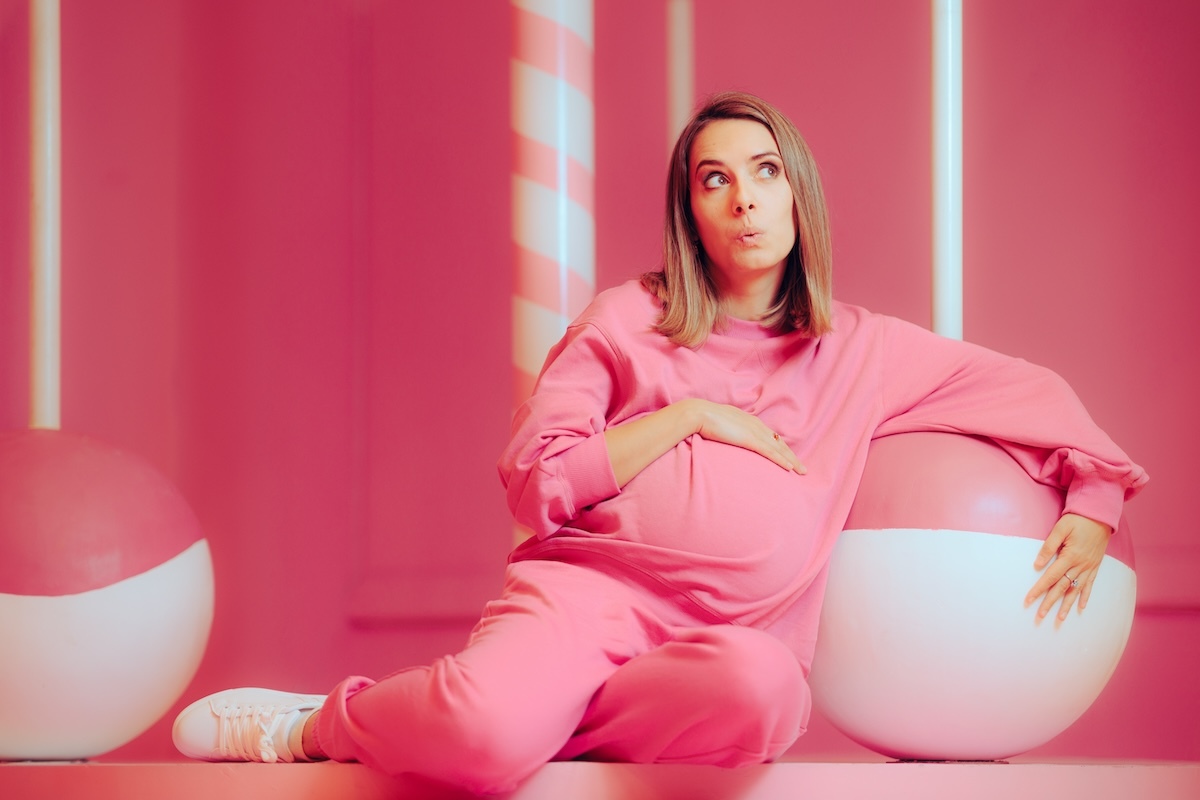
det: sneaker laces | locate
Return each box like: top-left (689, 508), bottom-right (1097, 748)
top-left (212, 700), bottom-right (304, 763)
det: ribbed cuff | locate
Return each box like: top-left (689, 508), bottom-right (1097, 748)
top-left (550, 431), bottom-right (620, 525)
top-left (1063, 476), bottom-right (1125, 532)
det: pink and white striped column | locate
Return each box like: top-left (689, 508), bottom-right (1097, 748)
top-left (510, 0), bottom-right (595, 409)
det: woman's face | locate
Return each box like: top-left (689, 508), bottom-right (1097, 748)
top-left (688, 118), bottom-right (797, 290)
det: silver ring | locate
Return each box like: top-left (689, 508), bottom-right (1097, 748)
top-left (1065, 574), bottom-right (1079, 589)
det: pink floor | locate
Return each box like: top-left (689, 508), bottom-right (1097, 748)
top-left (3, 758), bottom-right (1199, 800)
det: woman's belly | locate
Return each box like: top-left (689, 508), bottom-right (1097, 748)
top-left (557, 436), bottom-right (827, 618)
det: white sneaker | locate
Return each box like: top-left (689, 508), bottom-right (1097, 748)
top-left (173, 688), bottom-right (327, 763)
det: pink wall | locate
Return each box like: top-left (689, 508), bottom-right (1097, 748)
top-left (964, 0), bottom-right (1200, 610)
top-left (0, 0), bottom-right (30, 430)
top-left (0, 0), bottom-right (1196, 762)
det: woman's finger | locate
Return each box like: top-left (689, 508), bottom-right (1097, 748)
top-left (1055, 571), bottom-right (1082, 622)
top-left (1078, 571), bottom-right (1095, 612)
top-left (1037, 571), bottom-right (1073, 623)
top-left (779, 445), bottom-right (806, 474)
top-left (765, 430), bottom-right (806, 474)
top-left (1033, 517), bottom-right (1071, 570)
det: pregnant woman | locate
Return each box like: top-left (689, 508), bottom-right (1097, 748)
top-left (173, 91), bottom-right (1146, 796)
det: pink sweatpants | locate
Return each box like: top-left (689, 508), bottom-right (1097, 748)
top-left (313, 558), bottom-right (810, 794)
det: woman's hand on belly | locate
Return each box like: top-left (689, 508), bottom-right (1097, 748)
top-left (690, 399), bottom-right (807, 476)
top-left (605, 399), bottom-right (805, 489)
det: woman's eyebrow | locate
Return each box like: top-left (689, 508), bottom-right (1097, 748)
top-left (693, 158), bottom-right (727, 174)
top-left (694, 152), bottom-right (781, 174)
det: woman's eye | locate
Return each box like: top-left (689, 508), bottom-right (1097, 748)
top-left (758, 162), bottom-right (780, 179)
top-left (703, 173), bottom-right (728, 189)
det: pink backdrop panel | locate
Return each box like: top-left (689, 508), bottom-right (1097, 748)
top-left (594, 0), bottom-right (669, 290)
top-left (169, 0), bottom-right (363, 722)
top-left (964, 0), bottom-right (1200, 607)
top-left (0, 0), bottom-right (31, 430)
top-left (59, 0), bottom-right (185, 474)
top-left (692, 0), bottom-right (934, 328)
top-left (352, 0), bottom-right (513, 621)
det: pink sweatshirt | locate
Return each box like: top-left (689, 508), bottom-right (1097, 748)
top-left (499, 280), bottom-right (1147, 664)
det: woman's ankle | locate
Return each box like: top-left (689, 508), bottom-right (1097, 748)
top-left (300, 709), bottom-right (327, 760)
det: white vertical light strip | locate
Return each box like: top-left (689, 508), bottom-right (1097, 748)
top-left (30, 0), bottom-right (62, 428)
top-left (667, 0), bottom-right (694, 149)
top-left (932, 0), bottom-right (963, 340)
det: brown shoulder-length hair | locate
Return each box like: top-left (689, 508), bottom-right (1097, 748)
top-left (642, 91), bottom-right (833, 347)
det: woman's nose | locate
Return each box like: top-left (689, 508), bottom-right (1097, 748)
top-left (733, 185), bottom-right (756, 214)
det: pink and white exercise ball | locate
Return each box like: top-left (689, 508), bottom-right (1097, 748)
top-left (0, 429), bottom-right (214, 760)
top-left (809, 432), bottom-right (1136, 761)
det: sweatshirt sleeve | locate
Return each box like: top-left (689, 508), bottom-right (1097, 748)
top-left (872, 315), bottom-right (1148, 530)
top-left (497, 320), bottom-right (623, 539)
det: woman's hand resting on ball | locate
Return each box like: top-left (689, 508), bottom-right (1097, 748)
top-left (1024, 513), bottom-right (1112, 624)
